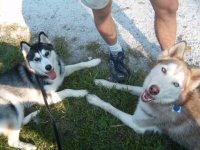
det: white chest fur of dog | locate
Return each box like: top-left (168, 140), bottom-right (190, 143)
top-left (87, 41), bottom-right (200, 150)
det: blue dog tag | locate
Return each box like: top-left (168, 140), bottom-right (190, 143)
top-left (172, 104), bottom-right (182, 113)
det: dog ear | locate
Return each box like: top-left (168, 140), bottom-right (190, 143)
top-left (159, 41), bottom-right (186, 60)
top-left (189, 68), bottom-right (200, 91)
top-left (20, 41), bottom-right (31, 58)
top-left (39, 32), bottom-right (51, 44)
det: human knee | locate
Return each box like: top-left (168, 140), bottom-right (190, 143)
top-left (154, 0), bottom-right (178, 17)
top-left (165, 1), bottom-right (178, 14)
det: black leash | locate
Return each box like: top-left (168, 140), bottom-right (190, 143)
top-left (36, 76), bottom-right (63, 150)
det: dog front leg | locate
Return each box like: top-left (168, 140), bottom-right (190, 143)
top-left (64, 58), bottom-right (101, 77)
top-left (23, 110), bottom-right (40, 125)
top-left (8, 129), bottom-right (36, 150)
top-left (42, 89), bottom-right (88, 105)
top-left (95, 79), bottom-right (143, 96)
top-left (86, 94), bottom-right (146, 133)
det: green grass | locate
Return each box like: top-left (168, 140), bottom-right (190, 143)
top-left (0, 42), bottom-right (184, 150)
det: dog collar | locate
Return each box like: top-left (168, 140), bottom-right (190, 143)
top-left (172, 104), bottom-right (182, 113)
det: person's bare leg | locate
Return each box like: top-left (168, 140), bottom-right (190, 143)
top-left (92, 0), bottom-right (116, 45)
top-left (91, 0), bottom-right (129, 82)
top-left (150, 0), bottom-right (178, 50)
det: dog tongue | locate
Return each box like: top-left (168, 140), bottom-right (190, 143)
top-left (48, 69), bottom-right (56, 80)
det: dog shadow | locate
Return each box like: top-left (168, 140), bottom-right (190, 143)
top-left (112, 2), bottom-right (160, 58)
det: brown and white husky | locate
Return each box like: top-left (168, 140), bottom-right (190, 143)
top-left (86, 41), bottom-right (200, 150)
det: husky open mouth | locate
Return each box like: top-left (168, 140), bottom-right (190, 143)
top-left (141, 89), bottom-right (154, 102)
top-left (47, 69), bottom-right (56, 80)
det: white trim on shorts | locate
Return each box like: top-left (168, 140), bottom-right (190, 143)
top-left (81, 0), bottom-right (110, 9)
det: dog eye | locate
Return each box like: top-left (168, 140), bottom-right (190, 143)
top-left (173, 82), bottom-right (179, 87)
top-left (34, 57), bottom-right (40, 61)
top-left (161, 67), bottom-right (167, 74)
top-left (45, 51), bottom-right (50, 57)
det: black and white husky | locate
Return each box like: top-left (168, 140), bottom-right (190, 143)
top-left (0, 32), bottom-right (101, 149)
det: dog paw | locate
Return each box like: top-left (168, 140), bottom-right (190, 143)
top-left (9, 141), bottom-right (36, 150)
top-left (94, 79), bottom-right (107, 86)
top-left (25, 144), bottom-right (37, 150)
top-left (32, 110), bottom-right (40, 117)
top-left (87, 58), bottom-right (101, 67)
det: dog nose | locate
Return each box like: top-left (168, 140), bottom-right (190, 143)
top-left (149, 85), bottom-right (160, 95)
top-left (45, 65), bottom-right (52, 71)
